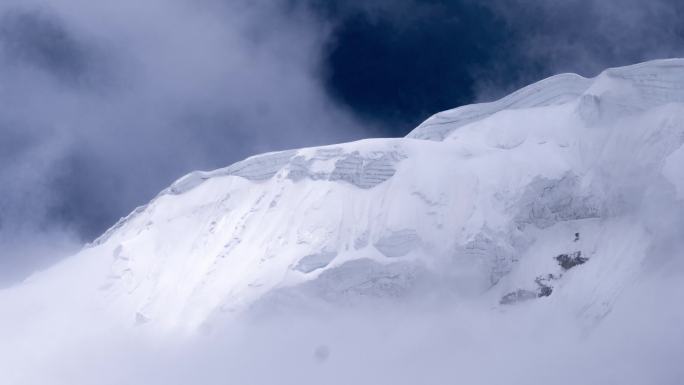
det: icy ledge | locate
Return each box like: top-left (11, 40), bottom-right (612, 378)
top-left (408, 58), bottom-right (684, 141)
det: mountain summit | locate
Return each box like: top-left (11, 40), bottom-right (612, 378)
top-left (5, 59), bottom-right (684, 336)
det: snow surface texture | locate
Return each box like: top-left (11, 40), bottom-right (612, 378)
top-left (2, 59), bottom-right (684, 385)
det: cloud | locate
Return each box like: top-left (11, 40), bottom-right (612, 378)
top-left (3, 274), bottom-right (683, 385)
top-left (0, 0), bottom-right (371, 286)
top-left (3, 0), bottom-right (684, 286)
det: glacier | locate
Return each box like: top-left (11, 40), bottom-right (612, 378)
top-left (1, 59), bottom-right (683, 384)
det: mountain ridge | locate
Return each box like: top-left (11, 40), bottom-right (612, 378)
top-left (7, 58), bottom-right (684, 335)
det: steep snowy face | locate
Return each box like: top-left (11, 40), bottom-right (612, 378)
top-left (17, 59), bottom-right (684, 333)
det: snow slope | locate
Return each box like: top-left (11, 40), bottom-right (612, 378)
top-left (3, 59), bottom-right (684, 339)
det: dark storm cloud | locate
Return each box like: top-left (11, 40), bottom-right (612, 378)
top-left (0, 0), bottom-right (368, 286)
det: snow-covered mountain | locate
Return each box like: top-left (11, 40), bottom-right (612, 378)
top-left (3, 59), bottom-right (684, 341)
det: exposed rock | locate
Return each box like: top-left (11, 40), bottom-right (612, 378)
top-left (556, 251), bottom-right (588, 270)
top-left (500, 274), bottom-right (558, 305)
top-left (534, 274), bottom-right (556, 297)
top-left (538, 285), bottom-right (553, 297)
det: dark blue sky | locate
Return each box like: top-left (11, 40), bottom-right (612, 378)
top-left (316, 0), bottom-right (684, 135)
top-left (318, 0), bottom-right (505, 135)
top-left (1, 0), bottom-right (683, 285)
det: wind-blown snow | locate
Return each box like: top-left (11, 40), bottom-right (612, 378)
top-left (1, 59), bottom-right (684, 384)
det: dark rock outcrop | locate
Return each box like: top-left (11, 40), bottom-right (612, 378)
top-left (556, 251), bottom-right (588, 270)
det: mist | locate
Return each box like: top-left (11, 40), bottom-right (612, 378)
top-left (1, 2), bottom-right (683, 382)
top-left (2, 267), bottom-right (682, 385)
top-left (3, 0), bottom-right (684, 285)
top-left (0, 0), bottom-right (369, 286)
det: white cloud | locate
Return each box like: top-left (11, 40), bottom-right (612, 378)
top-left (0, 0), bottom-right (370, 285)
